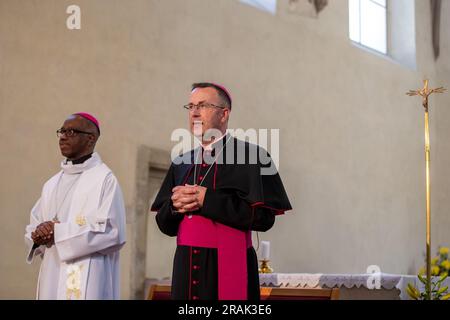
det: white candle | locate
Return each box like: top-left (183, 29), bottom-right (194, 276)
top-left (261, 241), bottom-right (270, 260)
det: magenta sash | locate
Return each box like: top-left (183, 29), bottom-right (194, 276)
top-left (177, 214), bottom-right (252, 300)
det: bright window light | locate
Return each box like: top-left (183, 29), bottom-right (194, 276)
top-left (240, 0), bottom-right (277, 15)
top-left (349, 0), bottom-right (387, 54)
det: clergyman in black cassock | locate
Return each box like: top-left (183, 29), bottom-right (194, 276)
top-left (150, 83), bottom-right (292, 300)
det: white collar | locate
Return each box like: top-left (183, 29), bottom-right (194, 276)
top-left (60, 152), bottom-right (102, 175)
top-left (201, 131), bottom-right (227, 152)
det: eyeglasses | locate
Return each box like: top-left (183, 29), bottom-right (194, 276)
top-left (183, 103), bottom-right (227, 111)
top-left (56, 128), bottom-right (95, 138)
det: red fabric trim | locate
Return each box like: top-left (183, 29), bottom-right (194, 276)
top-left (250, 202), bottom-right (288, 215)
top-left (251, 202), bottom-right (264, 207)
top-left (188, 246), bottom-right (192, 299)
top-left (178, 215), bottom-right (250, 300)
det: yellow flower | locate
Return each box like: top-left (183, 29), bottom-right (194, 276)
top-left (441, 260), bottom-right (450, 270)
top-left (432, 266), bottom-right (440, 276)
top-left (432, 257), bottom-right (439, 265)
top-left (418, 267), bottom-right (426, 276)
top-left (439, 247), bottom-right (449, 256)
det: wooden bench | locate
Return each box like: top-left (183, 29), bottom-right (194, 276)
top-left (147, 284), bottom-right (339, 300)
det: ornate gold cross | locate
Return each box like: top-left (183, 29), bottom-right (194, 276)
top-left (406, 79), bottom-right (446, 111)
top-left (407, 80), bottom-right (446, 299)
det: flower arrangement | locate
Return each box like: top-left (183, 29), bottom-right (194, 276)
top-left (407, 246), bottom-right (450, 300)
top-left (419, 247), bottom-right (450, 277)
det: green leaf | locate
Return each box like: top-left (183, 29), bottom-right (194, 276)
top-left (437, 274), bottom-right (448, 284)
top-left (442, 293), bottom-right (450, 300)
top-left (418, 274), bottom-right (427, 285)
top-left (437, 286), bottom-right (448, 295)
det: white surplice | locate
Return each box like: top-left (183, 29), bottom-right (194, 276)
top-left (25, 153), bottom-right (126, 300)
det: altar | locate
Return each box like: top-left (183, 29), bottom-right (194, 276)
top-left (258, 273), bottom-right (448, 300)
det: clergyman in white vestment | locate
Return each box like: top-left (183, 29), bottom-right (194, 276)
top-left (24, 113), bottom-right (126, 300)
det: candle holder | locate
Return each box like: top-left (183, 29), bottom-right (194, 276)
top-left (258, 259), bottom-right (274, 274)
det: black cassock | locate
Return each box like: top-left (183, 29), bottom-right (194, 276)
top-left (151, 135), bottom-right (292, 300)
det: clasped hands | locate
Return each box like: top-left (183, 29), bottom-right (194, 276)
top-left (31, 220), bottom-right (59, 248)
top-left (171, 184), bottom-right (207, 214)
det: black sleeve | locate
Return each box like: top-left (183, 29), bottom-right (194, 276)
top-left (151, 165), bottom-right (184, 237)
top-left (200, 188), bottom-right (275, 232)
top-left (155, 200), bottom-right (184, 237)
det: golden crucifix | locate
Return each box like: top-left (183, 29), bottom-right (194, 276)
top-left (407, 80), bottom-right (446, 299)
